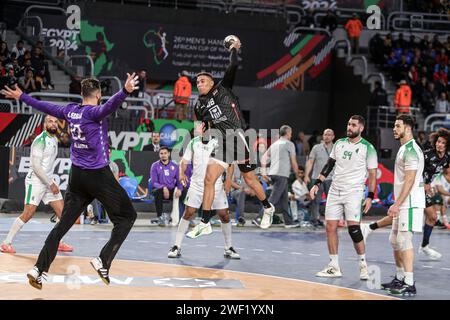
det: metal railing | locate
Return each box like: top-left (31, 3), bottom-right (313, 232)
top-left (148, 89), bottom-right (197, 119)
top-left (387, 11), bottom-right (450, 33)
top-left (424, 113), bottom-right (450, 132)
top-left (65, 55), bottom-right (95, 77)
top-left (0, 99), bottom-right (20, 113)
top-left (6, 0), bottom-right (61, 5)
top-left (367, 105), bottom-right (421, 133)
top-left (24, 5), bottom-right (66, 17)
top-left (101, 96), bottom-right (154, 119)
top-left (17, 15), bottom-right (44, 39)
top-left (314, 7), bottom-right (386, 30)
top-left (290, 26), bottom-right (331, 37)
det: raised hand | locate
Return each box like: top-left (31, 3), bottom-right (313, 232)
top-left (124, 72), bottom-right (139, 94)
top-left (2, 84), bottom-right (23, 100)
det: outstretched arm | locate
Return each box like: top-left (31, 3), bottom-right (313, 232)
top-left (3, 85), bottom-right (65, 119)
top-left (221, 40), bottom-right (241, 89)
top-left (88, 72), bottom-right (139, 121)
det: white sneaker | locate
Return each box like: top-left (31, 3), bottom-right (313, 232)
top-left (224, 247), bottom-right (240, 259)
top-left (419, 245), bottom-right (442, 260)
top-left (90, 257), bottom-right (110, 285)
top-left (27, 266), bottom-right (46, 290)
top-left (360, 223), bottom-right (373, 243)
top-left (316, 265), bottom-right (343, 278)
top-left (168, 245), bottom-right (181, 258)
top-left (359, 263), bottom-right (369, 280)
top-left (260, 203), bottom-right (275, 229)
top-left (186, 222), bottom-right (212, 239)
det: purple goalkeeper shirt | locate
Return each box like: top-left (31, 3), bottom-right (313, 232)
top-left (20, 89), bottom-right (128, 169)
top-left (150, 160), bottom-right (183, 190)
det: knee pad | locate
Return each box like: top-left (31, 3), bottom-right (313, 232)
top-left (397, 231), bottom-right (414, 251)
top-left (348, 225), bottom-right (363, 243)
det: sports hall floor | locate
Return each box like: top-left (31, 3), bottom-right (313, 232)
top-left (0, 213), bottom-right (449, 300)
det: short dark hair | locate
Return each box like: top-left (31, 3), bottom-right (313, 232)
top-left (81, 78), bottom-right (101, 97)
top-left (196, 72), bottom-right (214, 81)
top-left (350, 115), bottom-right (365, 126)
top-left (159, 146), bottom-right (170, 153)
top-left (396, 114), bottom-right (415, 129)
top-left (298, 165), bottom-right (305, 171)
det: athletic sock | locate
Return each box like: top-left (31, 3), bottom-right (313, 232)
top-left (4, 217), bottom-right (25, 245)
top-left (201, 210), bottom-right (213, 224)
top-left (422, 223), bottom-right (434, 248)
top-left (404, 272), bottom-right (414, 286)
top-left (329, 254), bottom-right (339, 269)
top-left (358, 254), bottom-right (367, 266)
top-left (261, 198), bottom-right (271, 209)
top-left (369, 222), bottom-right (379, 230)
top-left (396, 266), bottom-right (405, 280)
top-left (174, 218), bottom-right (190, 248)
top-left (221, 222), bottom-right (232, 249)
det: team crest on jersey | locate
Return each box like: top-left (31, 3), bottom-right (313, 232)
top-left (209, 106), bottom-right (222, 120)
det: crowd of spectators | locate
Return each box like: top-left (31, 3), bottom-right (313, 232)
top-left (0, 40), bottom-right (54, 98)
top-left (369, 33), bottom-right (450, 116)
top-left (405, 0), bottom-right (450, 14)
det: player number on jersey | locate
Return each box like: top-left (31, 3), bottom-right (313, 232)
top-left (343, 150), bottom-right (353, 160)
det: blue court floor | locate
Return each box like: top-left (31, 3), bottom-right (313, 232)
top-left (1, 213), bottom-right (449, 300)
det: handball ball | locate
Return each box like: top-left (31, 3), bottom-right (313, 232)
top-left (223, 35), bottom-right (240, 50)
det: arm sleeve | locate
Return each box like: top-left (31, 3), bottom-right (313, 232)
top-left (20, 93), bottom-right (66, 119)
top-left (31, 141), bottom-right (52, 186)
top-left (151, 163), bottom-right (163, 189)
top-left (366, 144), bottom-right (378, 169)
top-left (86, 89), bottom-right (128, 121)
top-left (221, 48), bottom-right (238, 89)
top-left (288, 141), bottom-right (296, 157)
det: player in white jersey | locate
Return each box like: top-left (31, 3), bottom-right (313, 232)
top-left (167, 123), bottom-right (240, 259)
top-left (0, 116), bottom-right (73, 253)
top-left (309, 115), bottom-right (377, 280)
top-left (430, 168), bottom-right (450, 229)
top-left (382, 115), bottom-right (424, 296)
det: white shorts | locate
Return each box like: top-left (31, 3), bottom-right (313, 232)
top-left (184, 186), bottom-right (228, 210)
top-left (392, 208), bottom-right (424, 232)
top-left (325, 188), bottom-right (365, 222)
top-left (24, 181), bottom-right (63, 206)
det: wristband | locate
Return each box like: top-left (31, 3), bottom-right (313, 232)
top-left (313, 179), bottom-right (322, 187)
top-left (367, 192), bottom-right (375, 200)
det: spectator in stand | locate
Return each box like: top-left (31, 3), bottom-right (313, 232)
top-left (408, 34), bottom-right (417, 50)
top-left (433, 60), bottom-right (449, 82)
top-left (295, 131), bottom-right (310, 156)
top-left (420, 35), bottom-right (430, 51)
top-left (173, 70), bottom-right (192, 121)
top-left (18, 50), bottom-right (31, 66)
top-left (132, 69), bottom-right (147, 98)
top-left (21, 69), bottom-right (40, 94)
top-left (407, 65), bottom-right (419, 86)
top-left (432, 34), bottom-right (442, 50)
top-left (414, 76), bottom-right (428, 101)
top-left (369, 33), bottom-right (385, 65)
top-left (30, 46), bottom-right (53, 90)
top-left (150, 147), bottom-right (186, 226)
top-left (58, 132), bottom-right (71, 148)
top-left (10, 58), bottom-right (20, 77)
top-left (395, 54), bottom-right (410, 82)
top-left (369, 81), bottom-right (388, 107)
top-left (344, 13), bottom-right (363, 54)
top-left (394, 33), bottom-right (407, 49)
top-left (386, 51), bottom-right (398, 76)
top-left (435, 77), bottom-right (448, 95)
top-left (320, 9), bottom-right (338, 32)
top-left (417, 131), bottom-right (428, 149)
top-left (69, 76), bottom-right (82, 95)
top-left (394, 80), bottom-right (412, 113)
top-left (3, 67), bottom-right (18, 88)
top-left (0, 41), bottom-right (9, 59)
top-left (0, 60), bottom-right (6, 77)
top-left (300, 7), bottom-right (316, 28)
top-left (383, 33), bottom-right (393, 57)
top-left (435, 48), bottom-right (448, 65)
top-left (444, 36), bottom-right (450, 52)
top-left (435, 92), bottom-right (450, 113)
top-left (143, 132), bottom-right (161, 152)
top-left (11, 40), bottom-right (25, 59)
top-left (421, 82), bottom-right (439, 116)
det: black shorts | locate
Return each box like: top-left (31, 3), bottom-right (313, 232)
top-left (210, 130), bottom-right (256, 173)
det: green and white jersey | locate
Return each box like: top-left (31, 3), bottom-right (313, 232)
top-left (394, 139), bottom-right (425, 209)
top-left (329, 137), bottom-right (378, 192)
top-left (431, 172), bottom-right (450, 192)
top-left (25, 131), bottom-right (58, 185)
top-left (183, 137), bottom-right (222, 191)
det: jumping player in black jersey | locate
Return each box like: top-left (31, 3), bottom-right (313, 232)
top-left (361, 128), bottom-right (450, 260)
top-left (189, 36), bottom-right (275, 237)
